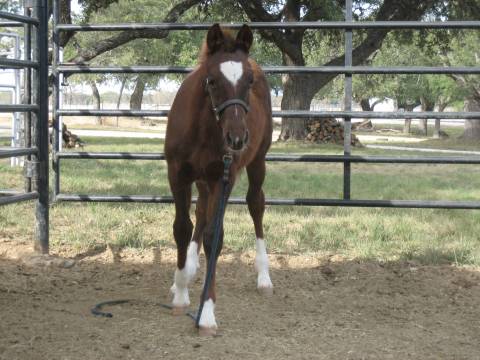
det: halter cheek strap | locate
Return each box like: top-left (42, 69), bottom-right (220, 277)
top-left (206, 78), bottom-right (250, 122)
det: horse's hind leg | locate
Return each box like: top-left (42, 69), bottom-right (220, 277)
top-left (246, 157), bottom-right (273, 295)
top-left (168, 164), bottom-right (194, 314)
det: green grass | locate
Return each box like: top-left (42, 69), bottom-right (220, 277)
top-left (358, 123), bottom-right (480, 151)
top-left (1, 134), bottom-right (480, 266)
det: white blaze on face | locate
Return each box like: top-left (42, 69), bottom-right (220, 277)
top-left (220, 61), bottom-right (243, 87)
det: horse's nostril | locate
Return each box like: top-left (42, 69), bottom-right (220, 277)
top-left (232, 136), bottom-right (243, 150)
top-left (226, 132), bottom-right (248, 150)
top-left (244, 130), bottom-right (249, 144)
top-left (226, 132), bottom-right (233, 146)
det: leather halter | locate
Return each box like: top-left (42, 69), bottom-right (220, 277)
top-left (206, 78), bottom-right (250, 122)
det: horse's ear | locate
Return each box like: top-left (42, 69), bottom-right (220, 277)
top-left (235, 24), bottom-right (253, 53)
top-left (207, 23), bottom-right (224, 53)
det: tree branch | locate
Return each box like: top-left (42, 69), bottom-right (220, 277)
top-left (67, 0), bottom-right (202, 64)
top-left (301, 0), bottom-right (439, 97)
top-left (237, 0), bottom-right (303, 63)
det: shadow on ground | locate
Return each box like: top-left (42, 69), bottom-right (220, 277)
top-left (0, 241), bottom-right (479, 360)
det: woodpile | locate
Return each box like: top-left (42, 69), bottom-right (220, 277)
top-left (306, 118), bottom-right (361, 146)
top-left (48, 121), bottom-right (85, 148)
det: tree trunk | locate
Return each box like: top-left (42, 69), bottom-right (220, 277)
top-left (116, 77), bottom-right (127, 109)
top-left (403, 119), bottom-right (412, 134)
top-left (433, 103), bottom-right (448, 139)
top-left (360, 98), bottom-right (372, 112)
top-left (130, 77), bottom-right (145, 110)
top-left (278, 73), bottom-right (316, 140)
top-left (116, 77), bottom-right (127, 127)
top-left (89, 80), bottom-right (102, 125)
top-left (419, 97), bottom-right (434, 136)
top-left (399, 102), bottom-right (417, 134)
top-left (461, 98), bottom-right (480, 140)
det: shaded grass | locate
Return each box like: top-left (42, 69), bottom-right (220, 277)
top-left (358, 123), bottom-right (480, 151)
top-left (1, 135), bottom-right (480, 266)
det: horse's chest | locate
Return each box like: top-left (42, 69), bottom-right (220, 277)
top-left (186, 150), bottom-right (224, 183)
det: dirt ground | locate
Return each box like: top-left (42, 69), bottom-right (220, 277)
top-left (1, 238), bottom-right (479, 360)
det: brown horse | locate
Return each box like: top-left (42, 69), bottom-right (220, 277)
top-left (165, 24), bottom-right (273, 336)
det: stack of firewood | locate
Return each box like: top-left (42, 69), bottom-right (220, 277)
top-left (48, 121), bottom-right (85, 148)
top-left (306, 118), bottom-right (361, 146)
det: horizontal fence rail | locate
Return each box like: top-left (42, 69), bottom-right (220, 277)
top-left (57, 65), bottom-right (480, 75)
top-left (57, 109), bottom-right (480, 119)
top-left (0, 58), bottom-right (38, 69)
top-left (0, 190), bottom-right (23, 196)
top-left (0, 147), bottom-right (38, 159)
top-left (55, 21), bottom-right (480, 31)
top-left (0, 192), bottom-right (39, 206)
top-left (0, 21), bottom-right (25, 27)
top-left (0, 104), bottom-right (39, 113)
top-left (0, 11), bottom-right (39, 25)
top-left (56, 152), bottom-right (480, 164)
top-left (54, 194), bottom-right (480, 209)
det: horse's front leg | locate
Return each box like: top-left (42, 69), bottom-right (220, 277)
top-left (168, 163), bottom-right (195, 314)
top-left (198, 178), bottom-right (232, 336)
top-left (246, 157), bottom-right (273, 295)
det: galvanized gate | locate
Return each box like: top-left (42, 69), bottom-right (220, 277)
top-left (51, 0), bottom-right (480, 211)
top-left (0, 0), bottom-right (49, 253)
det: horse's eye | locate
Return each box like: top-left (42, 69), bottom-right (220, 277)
top-left (207, 78), bottom-right (215, 87)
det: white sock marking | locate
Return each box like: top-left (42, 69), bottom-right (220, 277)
top-left (255, 238), bottom-right (273, 289)
top-left (171, 268), bottom-right (190, 307)
top-left (171, 242), bottom-right (200, 307)
top-left (199, 299), bottom-right (217, 329)
top-left (185, 241), bottom-right (200, 279)
top-left (220, 61), bottom-right (243, 87)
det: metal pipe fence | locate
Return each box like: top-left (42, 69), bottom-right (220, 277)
top-left (51, 0), bottom-right (480, 218)
top-left (0, 0), bottom-right (49, 253)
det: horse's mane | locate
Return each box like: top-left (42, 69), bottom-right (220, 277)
top-left (198, 27), bottom-right (238, 64)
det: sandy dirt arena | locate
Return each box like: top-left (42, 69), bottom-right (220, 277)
top-left (0, 238), bottom-right (479, 360)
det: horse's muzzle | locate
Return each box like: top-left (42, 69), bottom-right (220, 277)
top-left (226, 129), bottom-right (249, 151)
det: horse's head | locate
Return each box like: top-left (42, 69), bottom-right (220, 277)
top-left (204, 24), bottom-right (254, 153)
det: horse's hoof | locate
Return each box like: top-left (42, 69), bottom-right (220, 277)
top-left (171, 306), bottom-right (188, 316)
top-left (257, 286), bottom-right (274, 297)
top-left (199, 326), bottom-right (217, 337)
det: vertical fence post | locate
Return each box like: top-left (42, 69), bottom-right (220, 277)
top-left (33, 0), bottom-right (49, 254)
top-left (343, 0), bottom-right (353, 200)
top-left (52, 0), bottom-right (60, 199)
top-left (24, 3), bottom-right (32, 192)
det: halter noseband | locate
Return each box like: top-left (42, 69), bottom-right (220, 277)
top-left (206, 78), bottom-right (250, 122)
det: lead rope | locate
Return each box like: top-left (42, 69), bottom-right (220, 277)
top-left (195, 154), bottom-right (232, 327)
top-left (91, 155), bottom-right (233, 324)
